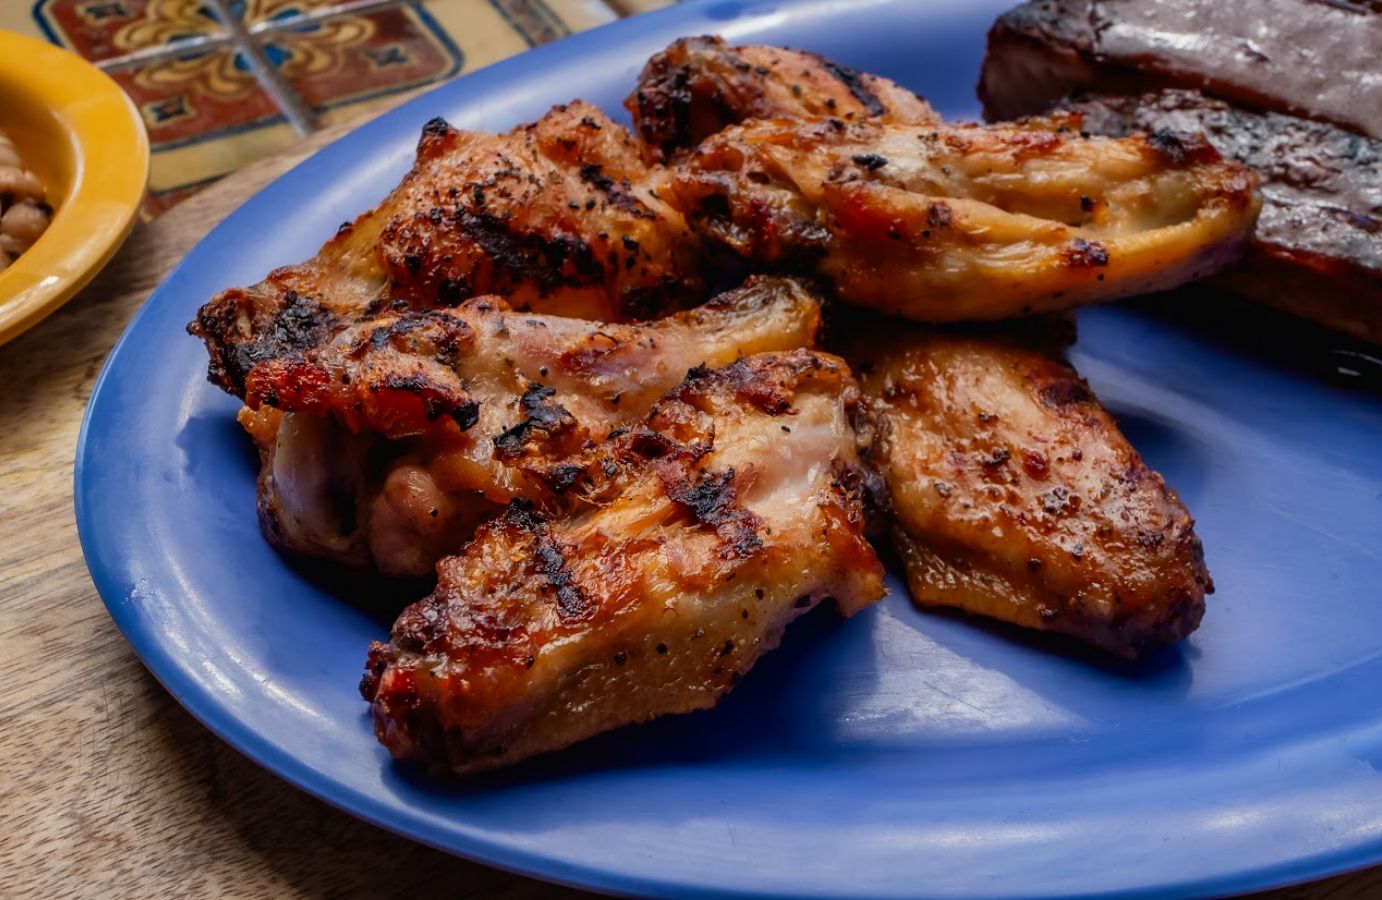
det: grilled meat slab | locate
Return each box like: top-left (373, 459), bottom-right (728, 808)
top-left (846, 322), bottom-right (1211, 657)
top-left (627, 35), bottom-right (938, 163)
top-left (1057, 90), bottom-right (1382, 345)
top-left (676, 115), bottom-right (1258, 322)
top-left (978, 0), bottom-right (1382, 140)
top-left (241, 276), bottom-right (823, 576)
top-left (190, 101), bottom-right (702, 397)
top-left (360, 351), bottom-right (886, 773)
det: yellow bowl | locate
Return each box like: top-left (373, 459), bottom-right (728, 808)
top-left (0, 29), bottom-right (149, 345)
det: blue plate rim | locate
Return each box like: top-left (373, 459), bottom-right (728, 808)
top-left (74, 0), bottom-right (1382, 896)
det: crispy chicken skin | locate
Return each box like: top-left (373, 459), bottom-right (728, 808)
top-left (675, 115), bottom-right (1260, 322)
top-left (190, 101), bottom-right (702, 397)
top-left (243, 276), bottom-right (824, 575)
top-left (360, 351), bottom-right (886, 773)
top-left (629, 41), bottom-right (1211, 654)
top-left (845, 322), bottom-right (1210, 656)
top-left (626, 35), bottom-right (939, 163)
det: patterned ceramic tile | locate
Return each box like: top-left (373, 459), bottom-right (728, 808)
top-left (110, 44), bottom-right (284, 144)
top-left (105, 43), bottom-right (301, 216)
top-left (8, 0), bottom-right (654, 216)
top-left (482, 0), bottom-right (573, 44)
top-left (602, 0), bottom-right (674, 15)
top-left (232, 0), bottom-right (371, 30)
top-left (32, 0), bottom-right (228, 63)
top-left (256, 4), bottom-right (462, 114)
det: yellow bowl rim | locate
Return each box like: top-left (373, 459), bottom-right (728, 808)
top-left (0, 29), bottom-right (150, 345)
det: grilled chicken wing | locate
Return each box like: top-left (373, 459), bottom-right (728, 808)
top-left (675, 115), bottom-right (1259, 322)
top-left (627, 35), bottom-right (938, 163)
top-left (243, 276), bottom-right (823, 575)
top-left (190, 101), bottom-right (702, 397)
top-left (635, 39), bottom-right (1211, 654)
top-left (360, 350), bottom-right (886, 773)
top-left (846, 322), bottom-right (1210, 656)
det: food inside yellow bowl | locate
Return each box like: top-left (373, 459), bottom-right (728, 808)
top-left (0, 128), bottom-right (54, 270)
top-left (0, 29), bottom-right (146, 344)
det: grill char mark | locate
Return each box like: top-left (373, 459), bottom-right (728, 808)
top-left (492, 382), bottom-right (577, 460)
top-left (659, 467), bottom-right (763, 559)
top-left (821, 59), bottom-right (886, 116)
top-left (190, 290), bottom-right (340, 395)
top-left (505, 500), bottom-right (591, 619)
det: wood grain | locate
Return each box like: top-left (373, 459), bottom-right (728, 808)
top-left (0, 109), bottom-right (1373, 900)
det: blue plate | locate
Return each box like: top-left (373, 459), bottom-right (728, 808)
top-left (76, 1), bottom-right (1382, 896)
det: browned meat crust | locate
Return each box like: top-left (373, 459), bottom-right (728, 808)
top-left (977, 0), bottom-right (1382, 140)
top-left (240, 276), bottom-right (824, 576)
top-left (360, 351), bottom-right (886, 773)
top-left (674, 115), bottom-right (1258, 322)
top-left (626, 35), bottom-right (938, 163)
top-left (188, 39), bottom-right (1239, 783)
top-left (189, 101), bottom-right (703, 397)
top-left (1055, 90), bottom-right (1382, 345)
top-left (844, 321), bottom-right (1211, 657)
top-left (630, 38), bottom-right (1212, 655)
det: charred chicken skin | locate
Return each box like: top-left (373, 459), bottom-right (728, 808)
top-left (845, 322), bottom-right (1210, 656)
top-left (241, 276), bottom-right (824, 576)
top-left (675, 115), bottom-right (1260, 322)
top-left (635, 39), bottom-right (1212, 655)
top-left (360, 351), bottom-right (886, 773)
top-left (190, 101), bottom-right (702, 398)
top-left (186, 37), bottom-right (1240, 781)
top-left (627, 35), bottom-right (939, 163)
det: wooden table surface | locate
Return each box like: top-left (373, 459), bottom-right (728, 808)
top-left (0, 117), bottom-right (1376, 899)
